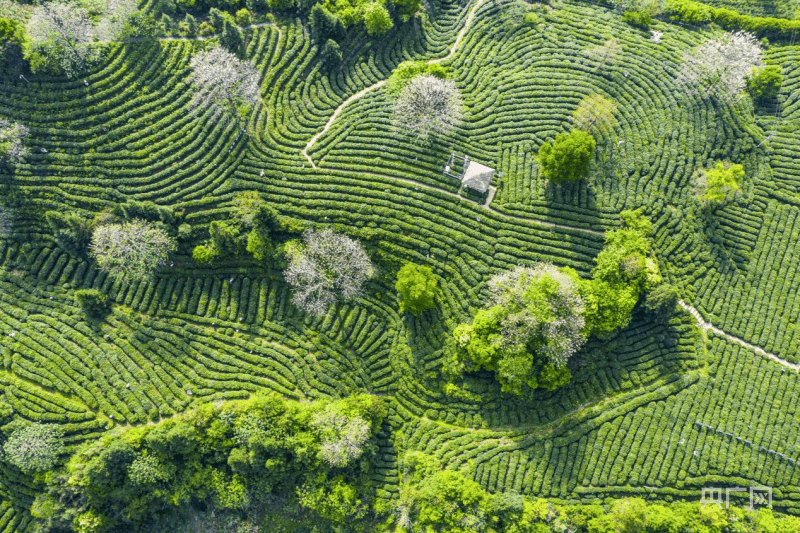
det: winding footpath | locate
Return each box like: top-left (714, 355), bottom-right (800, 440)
top-left (678, 300), bottom-right (800, 372)
top-left (301, 0), bottom-right (486, 168)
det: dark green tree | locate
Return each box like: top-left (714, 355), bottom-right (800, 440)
top-left (309, 5), bottom-right (345, 43)
top-left (321, 39), bottom-right (342, 67)
top-left (538, 130), bottom-right (596, 184)
top-left (75, 289), bottom-right (110, 319)
top-left (220, 20), bottom-right (244, 56)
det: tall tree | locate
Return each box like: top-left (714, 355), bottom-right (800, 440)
top-left (678, 31), bottom-right (762, 103)
top-left (538, 130), bottom-right (596, 184)
top-left (284, 229), bottom-right (374, 315)
top-left (0, 118), bottom-right (29, 164)
top-left (90, 219), bottom-right (177, 281)
top-left (189, 46), bottom-right (260, 134)
top-left (27, 2), bottom-right (98, 77)
top-left (573, 94), bottom-right (617, 136)
top-left (392, 74), bottom-right (463, 143)
top-left (582, 37), bottom-right (623, 70)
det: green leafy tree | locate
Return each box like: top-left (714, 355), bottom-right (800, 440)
top-left (309, 5), bottom-right (345, 42)
top-left (75, 289), bottom-right (110, 318)
top-left (386, 60), bottom-right (448, 95)
top-left (90, 220), bottom-right (177, 281)
top-left (220, 20), bottom-right (244, 56)
top-left (573, 94), bottom-right (617, 136)
top-left (747, 65), bottom-right (782, 101)
top-left (3, 423), bottom-right (65, 473)
top-left (582, 226), bottom-right (660, 334)
top-left (363, 3), bottom-right (393, 36)
top-left (395, 263), bottom-right (438, 315)
top-left (0, 118), bottom-right (29, 164)
top-left (390, 0), bottom-right (421, 22)
top-left (539, 130), bottom-right (596, 184)
top-left (696, 161), bottom-right (744, 204)
top-left (46, 211), bottom-right (94, 257)
top-left (452, 264), bottom-right (586, 395)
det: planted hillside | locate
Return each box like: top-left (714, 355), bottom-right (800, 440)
top-left (2, 0), bottom-right (800, 530)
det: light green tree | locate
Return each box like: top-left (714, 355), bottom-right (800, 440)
top-left (395, 263), bottom-right (438, 315)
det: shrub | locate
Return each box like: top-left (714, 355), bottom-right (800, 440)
top-left (539, 130), bottom-right (596, 184)
top-left (386, 60), bottom-right (448, 95)
top-left (235, 8), bottom-right (253, 24)
top-left (75, 289), bottom-right (110, 318)
top-left (46, 211), bottom-right (94, 257)
top-left (747, 65), bottom-right (782, 101)
top-left (395, 263), bottom-right (438, 315)
top-left (390, 0), bottom-right (421, 22)
top-left (192, 244), bottom-right (217, 264)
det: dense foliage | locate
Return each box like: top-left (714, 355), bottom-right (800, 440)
top-left (395, 263), bottom-right (438, 316)
top-left (33, 394), bottom-right (387, 532)
top-left (538, 130), bottom-right (596, 184)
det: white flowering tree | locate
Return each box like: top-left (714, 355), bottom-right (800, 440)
top-left (27, 2), bottom-right (99, 77)
top-left (678, 31), bottom-right (763, 103)
top-left (96, 0), bottom-right (139, 41)
top-left (312, 407), bottom-right (371, 468)
top-left (189, 46), bottom-right (260, 134)
top-left (90, 219), bottom-right (177, 281)
top-left (284, 229), bottom-right (374, 315)
top-left (3, 423), bottom-right (65, 474)
top-left (0, 119), bottom-right (29, 164)
top-left (583, 37), bottom-right (623, 71)
top-left (392, 74), bottom-right (463, 143)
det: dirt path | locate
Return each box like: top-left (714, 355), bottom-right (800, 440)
top-left (678, 300), bottom-right (800, 372)
top-left (301, 0), bottom-right (486, 168)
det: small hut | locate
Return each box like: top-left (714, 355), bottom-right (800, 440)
top-left (444, 153), bottom-right (495, 193)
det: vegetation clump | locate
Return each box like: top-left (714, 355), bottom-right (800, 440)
top-left (538, 130), bottom-right (596, 184)
top-left (395, 263), bottom-right (438, 315)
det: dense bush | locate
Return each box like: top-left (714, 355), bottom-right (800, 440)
top-left (747, 64), bottom-right (782, 101)
top-left (74, 289), bottom-right (110, 319)
top-left (3, 422), bottom-right (65, 474)
top-left (395, 263), bottom-right (438, 315)
top-left (538, 130), bottom-right (596, 184)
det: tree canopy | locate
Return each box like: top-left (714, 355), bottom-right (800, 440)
top-left (90, 219), bottom-right (177, 281)
top-left (539, 130), bottom-right (596, 184)
top-left (395, 263), bottom-right (438, 315)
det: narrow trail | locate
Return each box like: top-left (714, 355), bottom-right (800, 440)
top-left (678, 300), bottom-right (800, 372)
top-left (301, 0), bottom-right (486, 168)
top-left (328, 168), bottom-right (605, 236)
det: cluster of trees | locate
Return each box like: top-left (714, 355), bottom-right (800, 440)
top-left (394, 452), bottom-right (799, 533)
top-left (615, 0), bottom-right (661, 28)
top-left (23, 393), bottom-right (387, 532)
top-left (310, 0), bottom-right (421, 64)
top-left (450, 263), bottom-right (584, 395)
top-left (21, 0), bottom-right (138, 77)
top-left (449, 210), bottom-right (673, 395)
top-left (193, 191), bottom-right (279, 264)
top-left (395, 262), bottom-right (438, 316)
